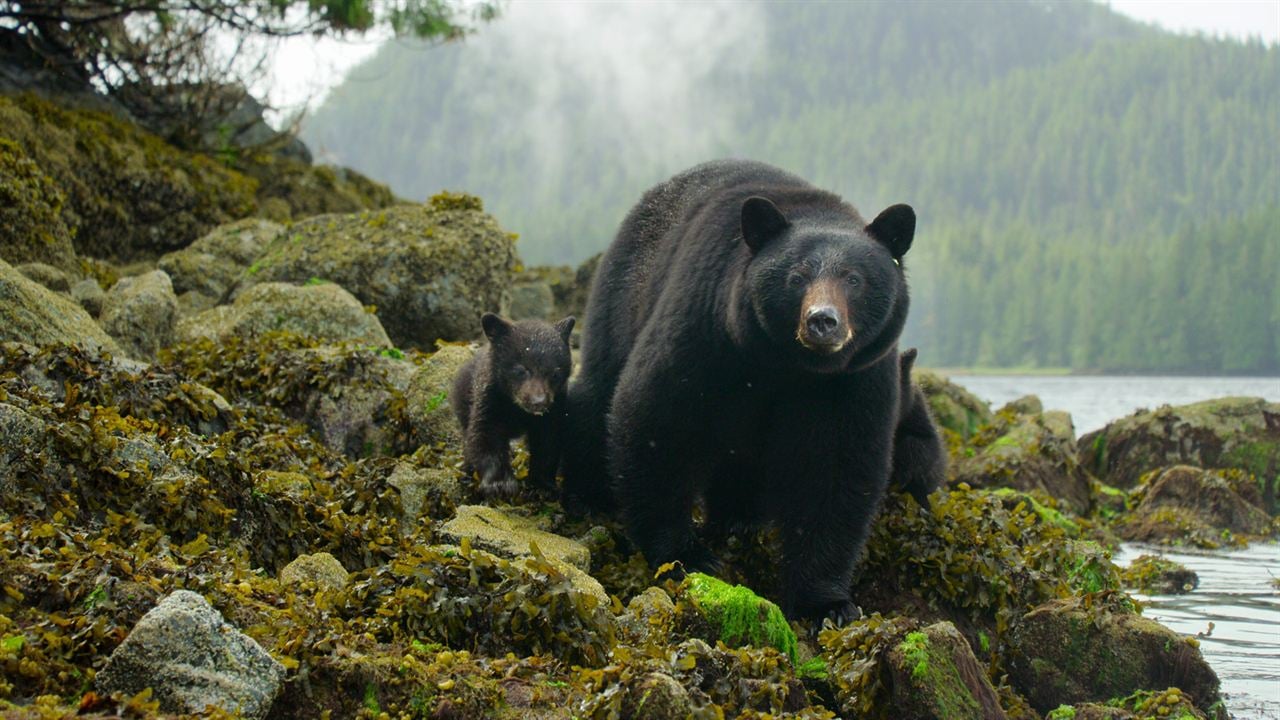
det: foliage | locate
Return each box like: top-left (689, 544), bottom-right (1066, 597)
top-left (684, 573), bottom-right (798, 663)
top-left (306, 0), bottom-right (1279, 373)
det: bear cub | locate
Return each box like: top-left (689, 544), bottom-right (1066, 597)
top-left (452, 313), bottom-right (575, 498)
top-left (892, 348), bottom-right (947, 507)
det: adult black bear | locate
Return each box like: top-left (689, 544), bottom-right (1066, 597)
top-left (563, 159), bottom-right (932, 622)
top-left (452, 313), bottom-right (574, 499)
top-left (892, 348), bottom-right (947, 507)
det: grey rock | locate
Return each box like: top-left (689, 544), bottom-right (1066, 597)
top-left (15, 262), bottom-right (72, 292)
top-left (279, 552), bottom-right (349, 591)
top-left (177, 281), bottom-right (392, 347)
top-left (404, 343), bottom-right (476, 449)
top-left (509, 281), bottom-right (555, 321)
top-left (999, 394), bottom-right (1044, 417)
top-left (0, 258), bottom-right (122, 354)
top-left (96, 590), bottom-right (285, 719)
top-left (70, 278), bottom-right (106, 317)
top-left (100, 269), bottom-right (178, 360)
top-left (158, 218), bottom-right (284, 305)
top-left (386, 461), bottom-right (462, 533)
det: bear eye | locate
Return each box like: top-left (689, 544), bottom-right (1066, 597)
top-left (845, 273), bottom-right (861, 287)
top-left (512, 365), bottom-right (529, 380)
top-left (787, 271), bottom-right (809, 288)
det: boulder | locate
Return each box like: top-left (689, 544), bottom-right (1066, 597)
top-left (1121, 555), bottom-right (1199, 595)
top-left (1079, 398), bottom-right (1280, 512)
top-left (885, 622), bottom-right (1007, 720)
top-left (916, 371), bottom-right (994, 442)
top-left (95, 590), bottom-right (285, 719)
top-left (385, 460), bottom-right (463, 532)
top-left (618, 586), bottom-right (677, 646)
top-left (403, 343), bottom-right (476, 448)
top-left (1008, 596), bottom-right (1223, 718)
top-left (158, 218), bottom-right (284, 307)
top-left (288, 347), bottom-right (416, 458)
top-left (99, 269), bottom-right (179, 360)
top-left (177, 281), bottom-right (392, 347)
top-left (70, 277), bottom-right (106, 317)
top-left (0, 258), bottom-right (122, 354)
top-left (620, 672), bottom-right (694, 720)
top-left (508, 280), bottom-right (555, 321)
top-left (1116, 465), bottom-right (1273, 547)
top-left (1000, 394), bottom-right (1044, 417)
top-left (952, 410), bottom-right (1094, 514)
top-left (15, 262), bottom-right (72, 292)
top-left (0, 401), bottom-right (54, 495)
top-left (279, 552), bottom-right (349, 591)
top-left (0, 137), bottom-right (78, 273)
top-left (232, 193), bottom-right (516, 349)
top-left (682, 573), bottom-right (797, 662)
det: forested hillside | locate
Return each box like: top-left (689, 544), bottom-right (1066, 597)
top-left (304, 1), bottom-right (1279, 373)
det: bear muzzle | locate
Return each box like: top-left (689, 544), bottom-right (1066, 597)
top-left (515, 380), bottom-right (553, 415)
top-left (797, 281), bottom-right (853, 353)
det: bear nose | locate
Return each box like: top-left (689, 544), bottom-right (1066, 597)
top-left (806, 306), bottom-right (840, 338)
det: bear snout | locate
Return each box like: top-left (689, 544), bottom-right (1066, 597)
top-left (798, 281), bottom-right (853, 352)
top-left (516, 380), bottom-right (552, 415)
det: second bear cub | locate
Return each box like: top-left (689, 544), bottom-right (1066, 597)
top-left (452, 313), bottom-right (575, 498)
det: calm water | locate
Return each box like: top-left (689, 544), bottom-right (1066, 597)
top-left (949, 375), bottom-right (1280, 719)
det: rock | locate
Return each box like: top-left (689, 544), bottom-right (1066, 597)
top-left (1000, 394), bottom-right (1044, 416)
top-left (508, 280), bottom-right (555, 321)
top-left (15, 262), bottom-right (72, 292)
top-left (916, 371), bottom-right (994, 442)
top-left (95, 590), bottom-right (285, 719)
top-left (438, 505), bottom-right (607, 606)
top-left (1008, 596), bottom-right (1223, 717)
top-left (0, 138), bottom-right (79, 273)
top-left (1079, 397), bottom-right (1280, 509)
top-left (70, 278), bottom-right (106, 317)
top-left (1116, 465), bottom-right (1273, 547)
top-left (683, 573), bottom-right (797, 662)
top-left (952, 411), bottom-right (1094, 514)
top-left (885, 622), bottom-right (1007, 720)
top-left (385, 460), bottom-right (463, 532)
top-left (292, 347), bottom-right (416, 458)
top-left (100, 269), bottom-right (179, 360)
top-left (232, 193), bottom-right (516, 349)
top-left (243, 155), bottom-right (399, 220)
top-left (0, 401), bottom-right (54, 494)
top-left (158, 218), bottom-right (284, 306)
top-left (622, 672), bottom-right (693, 720)
top-left (0, 258), bottom-right (122, 354)
top-left (177, 281), bottom-right (392, 347)
top-left (279, 552), bottom-right (349, 591)
top-left (403, 343), bottom-right (476, 448)
top-left (1121, 554), bottom-right (1199, 595)
top-left (618, 587), bottom-right (677, 646)
top-left (0, 93), bottom-right (257, 260)
top-left (254, 470), bottom-right (312, 498)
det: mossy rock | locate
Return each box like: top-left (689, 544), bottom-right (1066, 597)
top-left (157, 218), bottom-right (284, 306)
top-left (238, 153), bottom-right (400, 220)
top-left (403, 343), bottom-right (476, 448)
top-left (0, 137), bottom-right (78, 273)
top-left (0, 258), bottom-right (122, 354)
top-left (232, 194), bottom-right (517, 349)
top-left (177, 281), bottom-right (392, 348)
top-left (1078, 398), bottom-right (1280, 514)
top-left (885, 622), bottom-right (1008, 720)
top-left (1120, 555), bottom-right (1198, 595)
top-left (0, 93), bottom-right (258, 260)
top-left (953, 410), bottom-right (1094, 514)
top-left (99, 269), bottom-right (179, 361)
top-left (1115, 465), bottom-right (1274, 547)
top-left (916, 370), bottom-right (995, 443)
top-left (683, 572), bottom-right (798, 663)
top-left (14, 262), bottom-right (73, 293)
top-left (279, 552), bottom-right (349, 592)
top-left (1007, 596), bottom-right (1223, 718)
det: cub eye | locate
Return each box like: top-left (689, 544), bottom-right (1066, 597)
top-left (845, 274), bottom-right (861, 287)
top-left (787, 271), bottom-right (808, 288)
top-left (512, 365), bottom-right (529, 380)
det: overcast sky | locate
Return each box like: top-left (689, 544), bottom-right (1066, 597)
top-left (264, 0), bottom-right (1280, 117)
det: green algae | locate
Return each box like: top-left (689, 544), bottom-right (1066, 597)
top-left (685, 572), bottom-right (798, 663)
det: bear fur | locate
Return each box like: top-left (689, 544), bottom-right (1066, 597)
top-left (452, 313), bottom-right (574, 499)
top-left (563, 159), bottom-right (930, 622)
top-left (892, 348), bottom-right (947, 506)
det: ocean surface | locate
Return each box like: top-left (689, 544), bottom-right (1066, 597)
top-left (950, 375), bottom-right (1280, 719)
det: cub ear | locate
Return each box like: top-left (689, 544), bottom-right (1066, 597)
top-left (554, 316), bottom-right (576, 343)
top-left (481, 312), bottom-right (512, 342)
top-left (866, 204), bottom-right (916, 259)
top-left (741, 196), bottom-right (790, 253)
top-left (900, 347), bottom-right (918, 374)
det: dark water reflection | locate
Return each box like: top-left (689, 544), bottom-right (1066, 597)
top-left (1115, 543), bottom-right (1280, 719)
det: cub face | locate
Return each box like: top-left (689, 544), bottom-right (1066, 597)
top-left (481, 313), bottom-right (575, 415)
top-left (741, 197), bottom-right (915, 373)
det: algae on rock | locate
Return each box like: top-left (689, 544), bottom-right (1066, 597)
top-left (0, 258), bottom-right (122, 354)
top-left (0, 138), bottom-right (78, 273)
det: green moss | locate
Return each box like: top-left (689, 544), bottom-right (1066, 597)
top-left (428, 190), bottom-right (485, 212)
top-left (1046, 705), bottom-right (1076, 720)
top-left (899, 631), bottom-right (930, 680)
top-left (797, 656), bottom-right (829, 680)
top-left (992, 488), bottom-right (1082, 535)
top-left (685, 573), bottom-right (798, 663)
top-left (1065, 541), bottom-right (1125, 597)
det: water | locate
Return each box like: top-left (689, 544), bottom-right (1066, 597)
top-left (1114, 544), bottom-right (1280, 719)
top-left (946, 374), bottom-right (1280, 718)
top-left (946, 375), bottom-right (1280, 435)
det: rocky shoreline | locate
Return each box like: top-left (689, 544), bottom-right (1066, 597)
top-left (2, 91), bottom-right (1278, 719)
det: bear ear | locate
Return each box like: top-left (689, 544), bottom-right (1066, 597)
top-left (554, 316), bottom-right (576, 343)
top-left (741, 196), bottom-right (790, 253)
top-left (900, 347), bottom-right (918, 373)
top-left (866, 204), bottom-right (916, 259)
top-left (481, 312), bottom-right (512, 342)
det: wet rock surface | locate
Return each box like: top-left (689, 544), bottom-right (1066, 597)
top-left (1116, 464), bottom-right (1274, 547)
top-left (99, 269), bottom-right (179, 360)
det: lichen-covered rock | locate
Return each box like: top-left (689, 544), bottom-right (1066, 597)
top-left (509, 280), bottom-right (555, 321)
top-left (279, 552), bottom-right (349, 591)
top-left (70, 277), bottom-right (106, 317)
top-left (618, 586), bottom-right (677, 646)
top-left (886, 622), bottom-right (1007, 720)
top-left (0, 258), bottom-right (122, 354)
top-left (0, 137), bottom-right (78, 273)
top-left (177, 281), bottom-right (392, 347)
top-left (1121, 555), bottom-right (1199, 595)
top-left (953, 410), bottom-right (1094, 514)
top-left (0, 93), bottom-right (257, 260)
top-left (100, 269), bottom-right (179, 360)
top-left (1008, 596), bottom-right (1223, 718)
top-left (95, 590), bottom-right (285, 719)
top-left (157, 218), bottom-right (284, 307)
top-left (683, 573), bottom-right (798, 662)
top-left (1116, 465), bottom-right (1274, 547)
top-left (621, 672), bottom-right (694, 719)
top-left (232, 193), bottom-right (516, 349)
top-left (385, 460), bottom-right (462, 532)
top-left (1079, 398), bottom-right (1280, 511)
top-left (1001, 394), bottom-right (1044, 417)
top-left (403, 343), bottom-right (476, 448)
top-left (240, 154), bottom-right (399, 220)
top-left (0, 401), bottom-right (54, 494)
top-left (916, 371), bottom-right (995, 443)
top-left (15, 262), bottom-right (72, 292)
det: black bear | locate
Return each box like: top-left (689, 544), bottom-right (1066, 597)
top-left (563, 159), bottom-right (931, 622)
top-left (891, 348), bottom-right (947, 506)
top-left (452, 313), bottom-right (575, 499)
